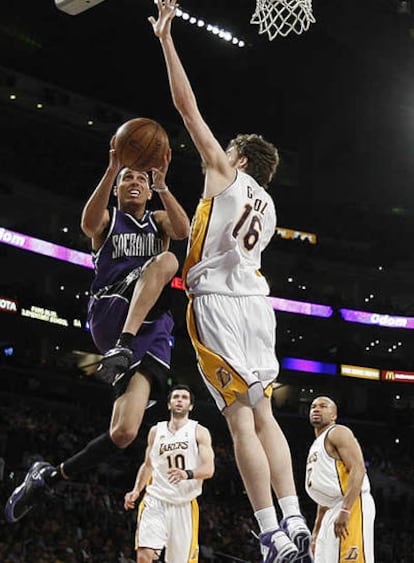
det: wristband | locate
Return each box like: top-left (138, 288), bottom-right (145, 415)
top-left (340, 508), bottom-right (351, 514)
top-left (185, 469), bottom-right (194, 480)
top-left (151, 185), bottom-right (169, 193)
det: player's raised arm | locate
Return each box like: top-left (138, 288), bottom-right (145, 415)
top-left (151, 149), bottom-right (190, 241)
top-left (328, 425), bottom-right (366, 539)
top-left (81, 140), bottom-right (119, 243)
top-left (149, 0), bottom-right (234, 197)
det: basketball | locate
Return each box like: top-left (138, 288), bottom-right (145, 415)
top-left (114, 117), bottom-right (170, 171)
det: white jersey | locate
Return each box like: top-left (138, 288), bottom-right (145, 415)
top-left (146, 420), bottom-right (203, 505)
top-left (183, 170), bottom-right (276, 296)
top-left (305, 425), bottom-right (371, 508)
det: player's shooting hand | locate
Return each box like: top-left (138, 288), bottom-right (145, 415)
top-left (109, 136), bottom-right (121, 171)
top-left (124, 490), bottom-right (140, 511)
top-left (148, 0), bottom-right (177, 39)
top-left (333, 511), bottom-right (350, 540)
top-left (151, 148), bottom-right (171, 190)
top-left (167, 467), bottom-right (187, 485)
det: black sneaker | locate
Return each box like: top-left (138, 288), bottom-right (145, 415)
top-left (95, 345), bottom-right (133, 386)
top-left (5, 462), bottom-right (56, 523)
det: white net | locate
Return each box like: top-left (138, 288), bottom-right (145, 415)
top-left (250, 0), bottom-right (316, 40)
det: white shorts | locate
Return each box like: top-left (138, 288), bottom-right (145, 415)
top-left (315, 493), bottom-right (375, 563)
top-left (136, 494), bottom-right (199, 563)
top-left (187, 294), bottom-right (279, 411)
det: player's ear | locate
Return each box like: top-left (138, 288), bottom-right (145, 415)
top-left (237, 155), bottom-right (248, 170)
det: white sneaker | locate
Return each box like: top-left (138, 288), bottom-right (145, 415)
top-left (281, 516), bottom-right (313, 562)
top-left (259, 528), bottom-right (299, 563)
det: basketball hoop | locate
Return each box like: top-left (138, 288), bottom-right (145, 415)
top-left (250, 0), bottom-right (316, 40)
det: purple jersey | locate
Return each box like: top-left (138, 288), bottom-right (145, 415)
top-left (91, 207), bottom-right (164, 293)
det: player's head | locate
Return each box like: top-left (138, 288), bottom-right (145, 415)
top-left (168, 384), bottom-right (194, 404)
top-left (167, 384), bottom-right (194, 417)
top-left (309, 396), bottom-right (338, 431)
top-left (113, 167), bottom-right (152, 209)
top-left (226, 134), bottom-right (279, 189)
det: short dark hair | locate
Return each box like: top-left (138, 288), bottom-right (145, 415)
top-left (227, 133), bottom-right (279, 188)
top-left (167, 384), bottom-right (194, 405)
top-left (115, 167), bottom-right (150, 187)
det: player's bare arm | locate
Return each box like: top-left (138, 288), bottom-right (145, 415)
top-left (81, 140), bottom-right (119, 246)
top-left (151, 148), bottom-right (190, 240)
top-left (167, 425), bottom-right (214, 484)
top-left (124, 427), bottom-right (156, 510)
top-left (328, 425), bottom-right (366, 538)
top-left (149, 0), bottom-right (235, 198)
top-left (194, 425), bottom-right (215, 479)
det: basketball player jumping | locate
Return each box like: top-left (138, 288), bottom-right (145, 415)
top-left (149, 2), bottom-right (313, 562)
top-left (306, 397), bottom-right (375, 562)
top-left (5, 137), bottom-right (190, 523)
top-left (124, 384), bottom-right (214, 563)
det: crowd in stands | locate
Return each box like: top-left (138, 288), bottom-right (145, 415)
top-left (0, 392), bottom-right (413, 562)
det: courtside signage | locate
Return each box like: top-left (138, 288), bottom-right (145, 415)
top-left (282, 357), bottom-right (337, 375)
top-left (340, 308), bottom-right (414, 329)
top-left (341, 365), bottom-right (380, 380)
top-left (21, 306), bottom-right (69, 327)
top-left (3, 227), bottom-right (414, 329)
top-left (0, 297), bottom-right (18, 313)
top-left (0, 226), bottom-right (93, 269)
top-left (381, 370), bottom-right (414, 383)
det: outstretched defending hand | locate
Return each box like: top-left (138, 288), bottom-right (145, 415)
top-left (148, 0), bottom-right (177, 39)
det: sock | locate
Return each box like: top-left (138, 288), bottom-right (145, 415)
top-left (117, 332), bottom-right (135, 349)
top-left (254, 507), bottom-right (279, 534)
top-left (278, 495), bottom-right (301, 519)
top-left (61, 432), bottom-right (121, 479)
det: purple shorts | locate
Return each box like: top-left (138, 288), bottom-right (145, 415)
top-left (87, 293), bottom-right (173, 399)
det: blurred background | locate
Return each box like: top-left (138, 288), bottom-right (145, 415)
top-left (1, 0), bottom-right (414, 561)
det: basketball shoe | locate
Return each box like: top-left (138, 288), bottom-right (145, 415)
top-left (5, 462), bottom-right (57, 523)
top-left (259, 528), bottom-right (299, 563)
top-left (95, 345), bottom-right (133, 387)
top-left (281, 515), bottom-right (313, 562)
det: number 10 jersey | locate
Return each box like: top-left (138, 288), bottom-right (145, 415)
top-left (146, 420), bottom-right (202, 504)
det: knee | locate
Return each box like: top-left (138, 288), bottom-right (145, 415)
top-left (231, 426), bottom-right (257, 446)
top-left (110, 424), bottom-right (138, 449)
top-left (225, 418), bottom-right (256, 446)
top-left (153, 251), bottom-right (179, 282)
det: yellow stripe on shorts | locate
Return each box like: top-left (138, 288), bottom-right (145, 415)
top-left (186, 297), bottom-right (273, 408)
top-left (188, 498), bottom-right (200, 563)
top-left (336, 462), bottom-right (366, 562)
top-left (135, 496), bottom-right (146, 550)
top-left (339, 496), bottom-right (366, 562)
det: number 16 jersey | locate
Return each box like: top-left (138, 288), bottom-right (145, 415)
top-left (146, 420), bottom-right (202, 505)
top-left (183, 170), bottom-right (276, 296)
